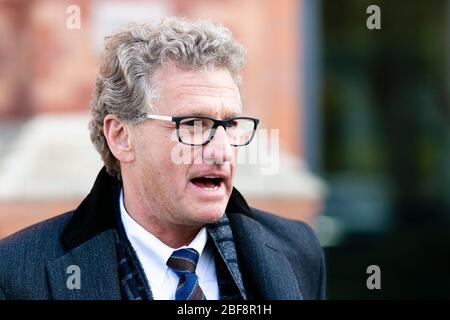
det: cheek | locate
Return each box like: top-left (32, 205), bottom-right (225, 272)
top-left (134, 129), bottom-right (175, 174)
top-left (151, 141), bottom-right (190, 190)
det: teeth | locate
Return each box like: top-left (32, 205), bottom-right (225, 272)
top-left (203, 185), bottom-right (220, 191)
top-left (204, 176), bottom-right (219, 179)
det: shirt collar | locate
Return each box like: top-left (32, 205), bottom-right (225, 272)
top-left (119, 188), bottom-right (208, 288)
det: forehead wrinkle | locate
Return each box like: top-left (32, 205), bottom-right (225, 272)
top-left (173, 90), bottom-right (242, 108)
top-left (153, 89), bottom-right (242, 116)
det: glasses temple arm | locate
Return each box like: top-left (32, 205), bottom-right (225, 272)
top-left (146, 114), bottom-right (173, 122)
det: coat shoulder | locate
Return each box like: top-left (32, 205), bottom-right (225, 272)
top-left (250, 208), bottom-right (323, 257)
top-left (0, 211), bottom-right (73, 252)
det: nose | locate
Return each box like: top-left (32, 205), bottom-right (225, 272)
top-left (202, 126), bottom-right (233, 165)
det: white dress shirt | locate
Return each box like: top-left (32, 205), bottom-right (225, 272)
top-left (119, 189), bottom-right (220, 300)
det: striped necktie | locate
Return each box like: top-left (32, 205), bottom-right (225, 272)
top-left (166, 248), bottom-right (206, 300)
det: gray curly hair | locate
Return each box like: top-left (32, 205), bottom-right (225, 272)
top-left (88, 17), bottom-right (246, 178)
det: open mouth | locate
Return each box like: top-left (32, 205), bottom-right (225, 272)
top-left (190, 176), bottom-right (224, 191)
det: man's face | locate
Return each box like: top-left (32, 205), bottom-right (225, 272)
top-left (131, 64), bottom-right (241, 228)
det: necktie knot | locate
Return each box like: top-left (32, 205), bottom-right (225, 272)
top-left (166, 248), bottom-right (200, 275)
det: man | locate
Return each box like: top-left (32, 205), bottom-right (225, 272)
top-left (0, 17), bottom-right (325, 300)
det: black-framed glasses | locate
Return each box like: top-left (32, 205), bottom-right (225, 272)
top-left (146, 114), bottom-right (260, 146)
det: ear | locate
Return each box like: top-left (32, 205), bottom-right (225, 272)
top-left (103, 114), bottom-right (135, 164)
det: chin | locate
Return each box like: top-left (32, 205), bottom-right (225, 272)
top-left (192, 204), bottom-right (227, 224)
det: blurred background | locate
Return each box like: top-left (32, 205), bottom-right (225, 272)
top-left (0, 0), bottom-right (449, 299)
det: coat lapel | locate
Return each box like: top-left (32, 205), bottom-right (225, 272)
top-left (228, 213), bottom-right (304, 300)
top-left (46, 230), bottom-right (121, 300)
